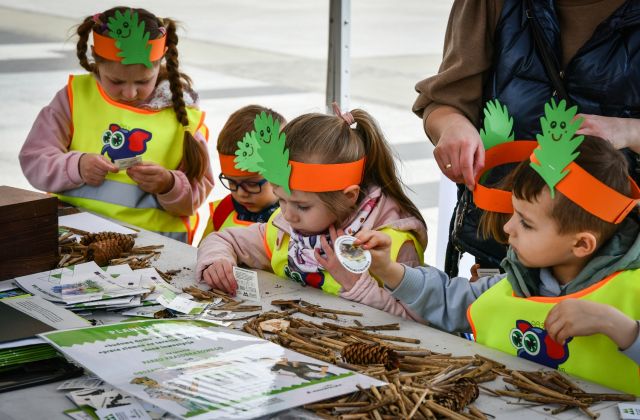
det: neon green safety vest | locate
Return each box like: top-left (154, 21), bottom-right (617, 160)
top-left (467, 271), bottom-right (640, 395)
top-left (200, 195), bottom-right (252, 243)
top-left (264, 209), bottom-right (424, 295)
top-left (57, 74), bottom-right (207, 243)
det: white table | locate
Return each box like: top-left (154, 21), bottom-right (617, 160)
top-left (0, 226), bottom-right (633, 419)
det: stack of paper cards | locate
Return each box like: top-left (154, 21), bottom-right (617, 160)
top-left (13, 262), bottom-right (157, 312)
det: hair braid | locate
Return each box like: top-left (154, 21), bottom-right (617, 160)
top-left (76, 16), bottom-right (97, 73)
top-left (163, 18), bottom-right (206, 181)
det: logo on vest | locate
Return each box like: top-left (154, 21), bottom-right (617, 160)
top-left (101, 124), bottom-right (152, 162)
top-left (510, 320), bottom-right (571, 369)
top-left (283, 265), bottom-right (325, 289)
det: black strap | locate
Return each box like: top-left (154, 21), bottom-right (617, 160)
top-left (525, 0), bottom-right (570, 103)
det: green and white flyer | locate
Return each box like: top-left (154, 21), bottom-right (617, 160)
top-left (40, 319), bottom-right (384, 419)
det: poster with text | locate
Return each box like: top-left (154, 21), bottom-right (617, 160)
top-left (41, 319), bottom-right (383, 419)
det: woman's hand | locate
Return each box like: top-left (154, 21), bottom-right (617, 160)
top-left (315, 225), bottom-right (360, 292)
top-left (432, 115), bottom-right (485, 190)
top-left (576, 114), bottom-right (640, 154)
top-left (127, 162), bottom-right (174, 195)
top-left (79, 153), bottom-right (118, 186)
top-left (201, 259), bottom-right (238, 295)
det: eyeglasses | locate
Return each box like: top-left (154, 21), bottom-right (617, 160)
top-left (218, 174), bottom-right (268, 194)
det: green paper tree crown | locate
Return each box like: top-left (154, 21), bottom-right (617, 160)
top-left (480, 99), bottom-right (514, 150)
top-left (234, 112), bottom-right (292, 194)
top-left (530, 98), bottom-right (584, 198)
top-left (108, 9), bottom-right (153, 68)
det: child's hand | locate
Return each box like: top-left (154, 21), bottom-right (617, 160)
top-left (315, 225), bottom-right (360, 291)
top-left (353, 230), bottom-right (392, 275)
top-left (545, 299), bottom-right (639, 349)
top-left (79, 153), bottom-right (118, 186)
top-left (127, 163), bottom-right (174, 195)
top-left (353, 230), bottom-right (404, 288)
top-left (201, 260), bottom-right (238, 296)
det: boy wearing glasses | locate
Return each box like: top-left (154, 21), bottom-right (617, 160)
top-left (200, 106), bottom-right (285, 243)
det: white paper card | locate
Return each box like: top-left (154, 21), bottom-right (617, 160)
top-left (620, 403), bottom-right (640, 419)
top-left (57, 375), bottom-right (104, 390)
top-left (96, 401), bottom-right (151, 420)
top-left (1, 294), bottom-right (90, 329)
top-left (157, 290), bottom-right (207, 315)
top-left (114, 155), bottom-right (142, 170)
top-left (233, 266), bottom-right (260, 302)
top-left (476, 268), bottom-right (501, 278)
top-left (0, 279), bottom-right (18, 292)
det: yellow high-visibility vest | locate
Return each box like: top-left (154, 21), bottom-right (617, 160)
top-left (467, 271), bottom-right (640, 395)
top-left (57, 74), bottom-right (207, 243)
top-left (200, 195), bottom-right (253, 244)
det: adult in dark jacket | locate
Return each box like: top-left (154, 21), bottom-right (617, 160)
top-left (414, 0), bottom-right (640, 275)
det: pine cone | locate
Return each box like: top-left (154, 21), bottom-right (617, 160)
top-left (340, 343), bottom-right (399, 370)
top-left (85, 239), bottom-right (126, 266)
top-left (434, 377), bottom-right (479, 412)
top-left (81, 232), bottom-right (135, 250)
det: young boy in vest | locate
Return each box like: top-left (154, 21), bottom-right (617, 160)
top-left (347, 134), bottom-right (640, 395)
top-left (200, 106), bottom-right (285, 243)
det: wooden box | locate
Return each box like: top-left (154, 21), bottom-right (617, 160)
top-left (0, 186), bottom-right (58, 280)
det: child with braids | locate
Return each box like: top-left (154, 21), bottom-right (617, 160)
top-left (200, 105), bottom-right (285, 242)
top-left (19, 7), bottom-right (212, 243)
top-left (196, 105), bottom-right (427, 315)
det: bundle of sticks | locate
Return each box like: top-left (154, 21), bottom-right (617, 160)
top-left (58, 227), bottom-right (163, 269)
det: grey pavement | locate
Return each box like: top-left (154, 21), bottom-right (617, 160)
top-left (0, 1), bottom-right (454, 264)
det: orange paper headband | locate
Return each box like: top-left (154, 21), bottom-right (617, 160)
top-left (289, 158), bottom-right (366, 192)
top-left (472, 141), bottom-right (640, 223)
top-left (530, 152), bottom-right (640, 224)
top-left (219, 154), bottom-right (255, 177)
top-left (93, 31), bottom-right (166, 62)
top-left (473, 141), bottom-right (538, 214)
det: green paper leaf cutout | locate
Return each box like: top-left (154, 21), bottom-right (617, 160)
top-left (530, 98), bottom-right (584, 198)
top-left (480, 99), bottom-right (514, 150)
top-left (233, 112), bottom-right (292, 194)
top-left (108, 9), bottom-right (152, 68)
top-left (234, 131), bottom-right (263, 172)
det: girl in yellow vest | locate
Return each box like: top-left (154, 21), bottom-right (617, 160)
top-left (19, 7), bottom-right (212, 244)
top-left (196, 104), bottom-right (427, 312)
top-left (200, 105), bottom-right (285, 243)
top-left (342, 100), bottom-right (640, 395)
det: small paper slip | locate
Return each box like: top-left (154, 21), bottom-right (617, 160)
top-left (476, 268), bottom-right (501, 278)
top-left (64, 407), bottom-right (96, 420)
top-left (96, 402), bottom-right (151, 420)
top-left (57, 375), bottom-right (104, 390)
top-left (157, 290), bottom-right (207, 315)
top-left (0, 279), bottom-right (18, 292)
top-left (620, 403), bottom-right (640, 419)
top-left (233, 266), bottom-right (260, 302)
top-left (114, 155), bottom-right (142, 170)
top-left (201, 310), bottom-right (236, 321)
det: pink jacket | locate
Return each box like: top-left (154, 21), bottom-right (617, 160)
top-left (19, 78), bottom-right (214, 217)
top-left (197, 187), bottom-right (428, 321)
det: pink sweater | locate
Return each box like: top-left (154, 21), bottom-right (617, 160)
top-left (19, 78), bottom-right (214, 217)
top-left (197, 187), bottom-right (428, 321)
